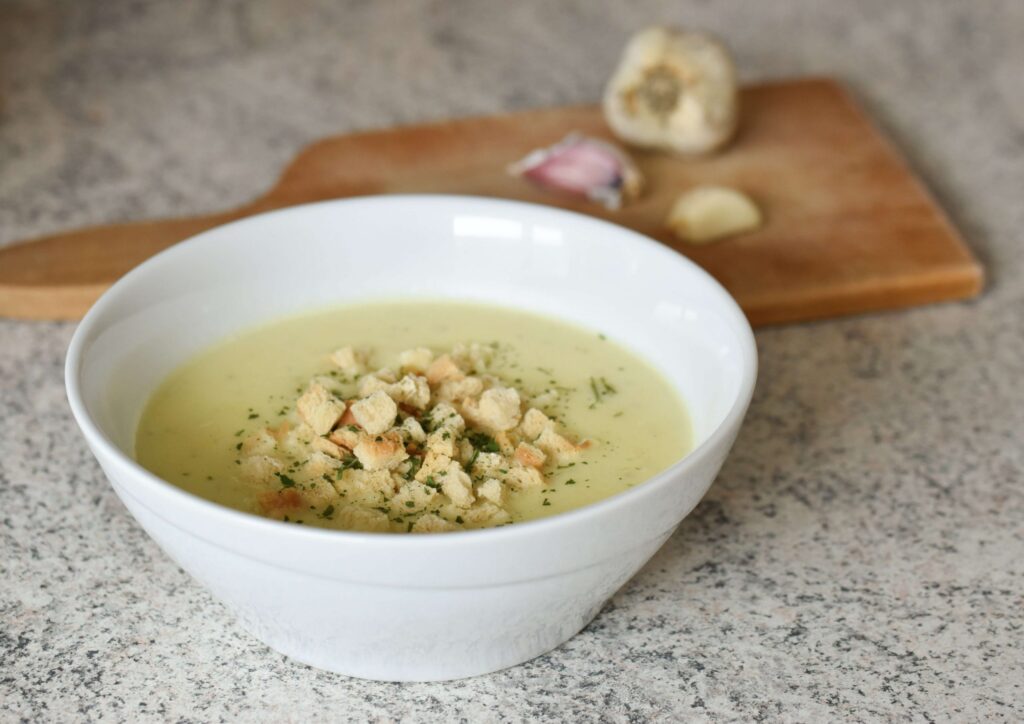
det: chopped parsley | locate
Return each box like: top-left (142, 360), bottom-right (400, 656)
top-left (467, 432), bottom-right (500, 454)
top-left (275, 472), bottom-right (296, 488)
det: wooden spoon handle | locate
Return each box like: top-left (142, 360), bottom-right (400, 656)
top-left (0, 203), bottom-right (273, 320)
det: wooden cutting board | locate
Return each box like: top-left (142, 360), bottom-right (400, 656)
top-left (0, 77), bottom-right (982, 324)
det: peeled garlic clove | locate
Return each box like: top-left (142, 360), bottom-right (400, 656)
top-left (666, 186), bottom-right (761, 243)
top-left (508, 132), bottom-right (643, 210)
top-left (603, 27), bottom-right (739, 155)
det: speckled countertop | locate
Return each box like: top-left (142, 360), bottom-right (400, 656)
top-left (2, 1), bottom-right (1022, 721)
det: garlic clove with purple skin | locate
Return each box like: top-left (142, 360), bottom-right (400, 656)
top-left (508, 132), bottom-right (644, 210)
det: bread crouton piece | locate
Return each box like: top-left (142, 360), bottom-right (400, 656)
top-left (303, 450), bottom-right (341, 478)
top-left (301, 477), bottom-right (342, 508)
top-left (280, 422), bottom-right (318, 457)
top-left (257, 487), bottom-right (304, 517)
top-left (415, 450), bottom-right (452, 484)
top-left (389, 481), bottom-right (439, 516)
top-left (329, 346), bottom-right (368, 376)
top-left (240, 454), bottom-right (282, 485)
top-left (296, 382), bottom-right (346, 436)
top-left (425, 354), bottom-right (464, 385)
top-left (399, 416), bottom-right (426, 444)
top-left (462, 387), bottom-right (521, 433)
top-left (476, 478), bottom-right (505, 506)
top-left (241, 429), bottom-right (277, 457)
top-left (469, 451), bottom-right (506, 479)
top-left (425, 429), bottom-right (458, 459)
top-left (411, 513), bottom-right (458, 533)
top-left (434, 376), bottom-right (484, 403)
top-left (387, 374), bottom-right (431, 410)
top-left (311, 435), bottom-right (344, 459)
top-left (328, 426), bottom-right (360, 450)
top-left (335, 468), bottom-right (398, 506)
top-left (353, 430), bottom-right (408, 471)
top-left (504, 462), bottom-right (545, 490)
top-left (441, 461), bottom-right (475, 508)
top-left (350, 390), bottom-right (398, 435)
top-left (519, 408), bottom-right (553, 441)
top-left (426, 402), bottom-right (466, 436)
top-left (459, 501), bottom-right (512, 528)
top-left (494, 431), bottom-right (517, 456)
top-left (535, 426), bottom-right (585, 465)
top-left (451, 342), bottom-right (494, 373)
top-left (398, 347), bottom-right (434, 375)
top-left (514, 442), bottom-right (547, 469)
top-left (335, 504), bottom-right (391, 533)
top-left (356, 369), bottom-right (397, 398)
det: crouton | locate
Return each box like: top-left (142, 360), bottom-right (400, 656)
top-left (399, 416), bottom-right (426, 444)
top-left (304, 450), bottom-right (341, 478)
top-left (240, 454), bottom-right (282, 485)
top-left (519, 408), bottom-right (553, 441)
top-left (477, 478), bottom-right (505, 506)
top-left (329, 346), bottom-right (368, 375)
top-left (415, 450), bottom-right (452, 484)
top-left (257, 488), bottom-right (304, 516)
top-left (387, 374), bottom-right (431, 409)
top-left (328, 426), bottom-right (360, 450)
top-left (426, 354), bottom-right (464, 385)
top-left (353, 430), bottom-right (408, 471)
top-left (335, 468), bottom-right (398, 506)
top-left (411, 513), bottom-right (458, 533)
top-left (504, 463), bottom-right (545, 490)
top-left (311, 435), bottom-right (344, 459)
top-left (350, 390), bottom-right (398, 435)
top-left (493, 430), bottom-right (517, 456)
top-left (425, 429), bottom-right (458, 459)
top-left (426, 402), bottom-right (465, 435)
top-left (398, 347), bottom-right (434, 374)
top-left (296, 382), bottom-right (346, 435)
top-left (460, 501), bottom-right (512, 528)
top-left (535, 426), bottom-right (585, 465)
top-left (470, 451), bottom-right (505, 479)
top-left (463, 387), bottom-right (520, 432)
top-left (389, 481), bottom-right (439, 516)
top-left (441, 461), bottom-right (475, 508)
top-left (356, 373), bottom-right (393, 398)
top-left (301, 477), bottom-right (342, 508)
top-left (335, 504), bottom-right (391, 533)
top-left (451, 342), bottom-right (494, 372)
top-left (434, 375), bottom-right (484, 403)
top-left (281, 422), bottom-right (318, 456)
top-left (241, 429), bottom-right (276, 457)
top-left (514, 442), bottom-right (546, 469)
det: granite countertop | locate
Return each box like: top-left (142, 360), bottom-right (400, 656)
top-left (2, 1), bottom-right (1022, 720)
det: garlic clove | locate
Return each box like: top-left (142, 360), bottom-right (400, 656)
top-left (603, 27), bottom-right (739, 155)
top-left (666, 186), bottom-right (762, 243)
top-left (508, 132), bottom-right (643, 210)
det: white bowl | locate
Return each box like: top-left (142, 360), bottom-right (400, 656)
top-left (66, 195), bottom-right (756, 681)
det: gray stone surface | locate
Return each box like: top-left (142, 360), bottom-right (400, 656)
top-left (1, 0), bottom-right (1022, 720)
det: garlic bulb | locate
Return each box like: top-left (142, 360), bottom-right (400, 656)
top-left (666, 186), bottom-right (761, 243)
top-left (603, 27), bottom-right (739, 155)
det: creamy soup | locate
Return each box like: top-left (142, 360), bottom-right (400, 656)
top-left (135, 302), bottom-right (691, 532)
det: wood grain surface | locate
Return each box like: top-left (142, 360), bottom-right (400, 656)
top-left (0, 77), bottom-right (982, 323)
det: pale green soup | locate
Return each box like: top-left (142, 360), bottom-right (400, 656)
top-left (135, 302), bottom-right (691, 531)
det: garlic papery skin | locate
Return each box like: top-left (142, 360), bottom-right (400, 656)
top-left (666, 186), bottom-right (761, 243)
top-left (508, 132), bottom-right (644, 210)
top-left (603, 27), bottom-right (739, 155)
